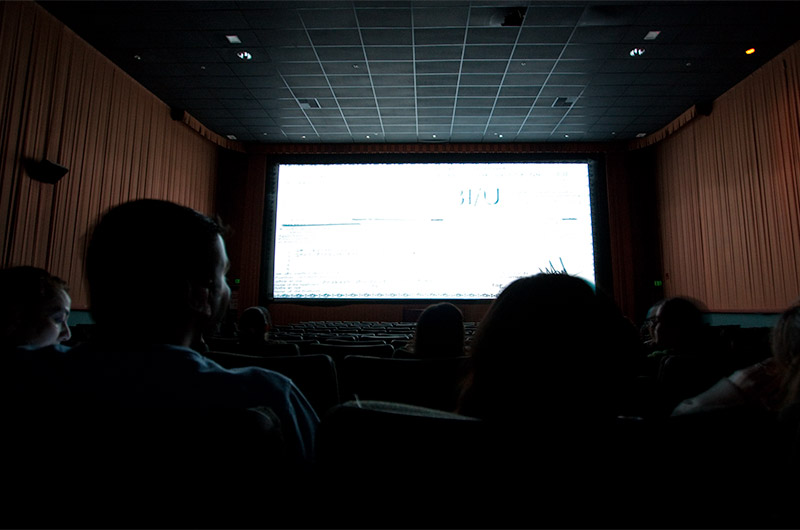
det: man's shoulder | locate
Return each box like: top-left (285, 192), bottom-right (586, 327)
top-left (196, 352), bottom-right (294, 385)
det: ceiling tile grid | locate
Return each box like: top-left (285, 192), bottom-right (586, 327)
top-left (38, 0), bottom-right (800, 144)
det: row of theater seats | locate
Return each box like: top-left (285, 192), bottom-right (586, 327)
top-left (202, 349), bottom-right (469, 415)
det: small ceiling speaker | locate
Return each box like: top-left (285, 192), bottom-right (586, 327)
top-left (24, 158), bottom-right (69, 184)
top-left (696, 100), bottom-right (713, 116)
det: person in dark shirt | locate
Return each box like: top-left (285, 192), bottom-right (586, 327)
top-left (5, 200), bottom-right (320, 527)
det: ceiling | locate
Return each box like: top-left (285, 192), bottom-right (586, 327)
top-left (38, 1), bottom-right (800, 144)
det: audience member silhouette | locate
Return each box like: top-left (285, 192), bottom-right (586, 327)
top-left (640, 298), bottom-right (665, 353)
top-left (772, 302), bottom-right (800, 526)
top-left (646, 296), bottom-right (706, 358)
top-left (457, 272), bottom-right (641, 423)
top-left (664, 302), bottom-right (800, 528)
top-left (641, 296), bottom-right (722, 412)
top-left (395, 302), bottom-right (465, 358)
top-left (0, 266), bottom-right (71, 350)
top-left (238, 305), bottom-right (272, 343)
top-left (452, 273), bottom-right (649, 526)
top-left (8, 200), bottom-right (319, 463)
top-left (4, 199), bottom-right (324, 526)
top-left (672, 356), bottom-right (781, 416)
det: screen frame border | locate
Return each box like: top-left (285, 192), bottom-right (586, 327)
top-left (260, 152), bottom-right (612, 306)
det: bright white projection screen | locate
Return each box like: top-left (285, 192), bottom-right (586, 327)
top-left (261, 156), bottom-right (610, 302)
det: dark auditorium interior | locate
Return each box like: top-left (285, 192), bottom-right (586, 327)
top-left (4, 1), bottom-right (800, 528)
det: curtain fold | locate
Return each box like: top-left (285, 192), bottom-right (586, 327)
top-left (0, 2), bottom-right (219, 310)
top-left (655, 41), bottom-right (800, 312)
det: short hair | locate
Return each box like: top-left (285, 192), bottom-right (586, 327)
top-left (411, 302), bottom-right (464, 358)
top-left (239, 306), bottom-right (272, 337)
top-left (86, 199), bottom-right (224, 327)
top-left (0, 266), bottom-right (67, 322)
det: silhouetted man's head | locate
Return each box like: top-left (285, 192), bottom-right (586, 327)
top-left (86, 199), bottom-right (230, 346)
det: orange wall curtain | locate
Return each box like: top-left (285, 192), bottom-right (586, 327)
top-left (0, 2), bottom-right (219, 310)
top-left (654, 41), bottom-right (800, 312)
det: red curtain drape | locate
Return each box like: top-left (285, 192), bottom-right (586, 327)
top-left (0, 2), bottom-right (219, 310)
top-left (652, 41), bottom-right (800, 312)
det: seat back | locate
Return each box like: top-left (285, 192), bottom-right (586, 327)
top-left (305, 342), bottom-right (395, 363)
top-left (4, 404), bottom-right (289, 528)
top-left (316, 400), bottom-right (486, 527)
top-left (338, 354), bottom-right (469, 411)
top-left (204, 350), bottom-right (340, 416)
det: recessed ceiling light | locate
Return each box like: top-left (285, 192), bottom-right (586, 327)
top-left (226, 134), bottom-right (237, 140)
top-left (226, 35), bottom-right (242, 44)
top-left (636, 132), bottom-right (647, 138)
top-left (432, 134), bottom-right (437, 138)
top-left (366, 135), bottom-right (371, 139)
top-left (237, 51), bottom-right (252, 60)
top-left (629, 48), bottom-right (645, 57)
top-left (745, 48), bottom-right (756, 55)
top-left (564, 134), bottom-right (569, 138)
top-left (644, 30), bottom-right (661, 40)
top-left (133, 54), bottom-right (142, 60)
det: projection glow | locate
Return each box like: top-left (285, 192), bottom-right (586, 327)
top-left (272, 162), bottom-right (595, 300)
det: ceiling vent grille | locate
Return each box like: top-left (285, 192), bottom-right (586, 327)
top-left (298, 98), bottom-right (321, 109)
top-left (553, 97), bottom-right (576, 107)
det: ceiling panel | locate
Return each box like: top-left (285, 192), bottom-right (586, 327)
top-left (37, 0), bottom-right (800, 144)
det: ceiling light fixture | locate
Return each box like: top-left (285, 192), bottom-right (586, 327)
top-left (226, 134), bottom-right (237, 140)
top-left (629, 48), bottom-right (645, 57)
top-left (745, 48), bottom-right (756, 55)
top-left (644, 30), bottom-right (661, 40)
top-left (237, 51), bottom-right (252, 60)
top-left (226, 35), bottom-right (242, 44)
top-left (636, 132), bottom-right (647, 138)
top-left (133, 54), bottom-right (142, 60)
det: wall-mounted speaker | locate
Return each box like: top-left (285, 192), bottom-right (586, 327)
top-left (23, 158), bottom-right (69, 184)
top-left (170, 107), bottom-right (186, 121)
top-left (696, 100), bottom-right (713, 116)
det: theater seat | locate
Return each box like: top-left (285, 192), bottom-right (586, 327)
top-left (337, 355), bottom-right (469, 411)
top-left (305, 342), bottom-right (395, 363)
top-left (315, 400), bottom-right (487, 528)
top-left (203, 350), bottom-right (340, 416)
top-left (4, 404), bottom-right (290, 528)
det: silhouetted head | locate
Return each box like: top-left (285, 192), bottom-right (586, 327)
top-left (239, 306), bottom-right (272, 342)
top-left (457, 273), bottom-right (639, 422)
top-left (650, 296), bottom-right (706, 351)
top-left (772, 303), bottom-right (800, 406)
top-left (410, 302), bottom-right (465, 358)
top-left (0, 266), bottom-right (71, 349)
top-left (86, 199), bottom-right (230, 346)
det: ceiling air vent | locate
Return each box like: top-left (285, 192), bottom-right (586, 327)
top-left (298, 98), bottom-right (321, 109)
top-left (553, 97), bottom-right (576, 107)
